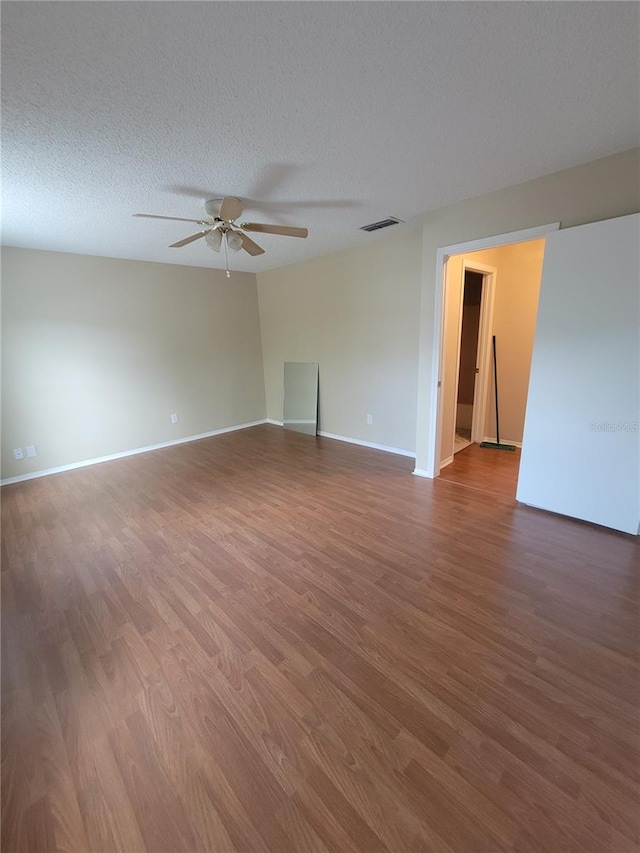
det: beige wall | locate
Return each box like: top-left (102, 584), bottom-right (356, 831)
top-left (257, 149), bottom-right (638, 469)
top-left (417, 147), bottom-right (640, 472)
top-left (1, 248), bottom-right (265, 480)
top-left (3, 149), bottom-right (638, 484)
top-left (440, 240), bottom-right (545, 463)
top-left (257, 228), bottom-right (422, 453)
top-left (481, 240), bottom-right (545, 444)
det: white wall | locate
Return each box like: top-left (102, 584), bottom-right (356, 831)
top-left (416, 147), bottom-right (640, 473)
top-left (518, 214), bottom-right (639, 535)
top-left (257, 228), bottom-right (422, 454)
top-left (1, 248), bottom-right (266, 480)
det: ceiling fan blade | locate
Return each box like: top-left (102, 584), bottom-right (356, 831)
top-left (239, 232), bottom-right (265, 256)
top-left (170, 231), bottom-right (208, 248)
top-left (219, 196), bottom-right (243, 221)
top-left (134, 213), bottom-right (207, 224)
top-left (241, 223), bottom-right (308, 238)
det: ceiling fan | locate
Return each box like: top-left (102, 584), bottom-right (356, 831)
top-left (133, 197), bottom-right (308, 257)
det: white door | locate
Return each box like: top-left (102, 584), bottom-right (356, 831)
top-left (517, 213), bottom-right (639, 535)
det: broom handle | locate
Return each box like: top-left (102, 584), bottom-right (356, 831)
top-left (492, 335), bottom-right (500, 445)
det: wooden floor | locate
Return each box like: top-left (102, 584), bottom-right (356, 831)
top-left (439, 443), bottom-right (521, 498)
top-left (2, 424), bottom-right (639, 852)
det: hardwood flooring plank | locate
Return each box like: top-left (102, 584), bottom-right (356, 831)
top-left (108, 711), bottom-right (200, 853)
top-left (24, 797), bottom-right (57, 853)
top-left (302, 763), bottom-right (389, 852)
top-left (32, 693), bottom-right (91, 853)
top-left (2, 424), bottom-right (638, 852)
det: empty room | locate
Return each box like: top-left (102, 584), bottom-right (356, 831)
top-left (2, 3), bottom-right (639, 852)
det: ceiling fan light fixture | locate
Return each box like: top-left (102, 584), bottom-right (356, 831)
top-left (226, 230), bottom-right (243, 252)
top-left (205, 229), bottom-right (222, 251)
top-left (134, 197), bottom-right (305, 260)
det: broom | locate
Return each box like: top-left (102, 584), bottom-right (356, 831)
top-left (480, 335), bottom-right (516, 451)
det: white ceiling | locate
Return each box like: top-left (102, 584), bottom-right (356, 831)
top-left (2, 2), bottom-right (638, 272)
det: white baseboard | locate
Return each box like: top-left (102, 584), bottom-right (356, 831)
top-left (1, 419), bottom-right (268, 486)
top-left (412, 468), bottom-right (432, 478)
top-left (264, 419), bottom-right (415, 459)
top-left (439, 455), bottom-right (454, 469)
top-left (318, 430), bottom-right (416, 459)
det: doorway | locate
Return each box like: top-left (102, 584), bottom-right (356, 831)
top-left (439, 255), bottom-right (497, 469)
top-left (428, 226), bottom-right (556, 494)
top-left (452, 261), bottom-right (497, 456)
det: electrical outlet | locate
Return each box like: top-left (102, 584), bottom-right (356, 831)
top-left (366, 414), bottom-right (373, 425)
top-left (13, 448), bottom-right (24, 460)
top-left (26, 445), bottom-right (37, 458)
top-left (170, 413), bottom-right (179, 424)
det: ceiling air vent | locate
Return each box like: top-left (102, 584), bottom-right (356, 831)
top-left (360, 217), bottom-right (404, 233)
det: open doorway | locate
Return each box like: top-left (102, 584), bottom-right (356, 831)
top-left (434, 230), bottom-right (553, 497)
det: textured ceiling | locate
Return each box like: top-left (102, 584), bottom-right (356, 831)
top-left (2, 2), bottom-right (639, 272)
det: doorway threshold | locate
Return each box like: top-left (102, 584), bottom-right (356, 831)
top-left (439, 443), bottom-right (521, 498)
top-left (454, 433), bottom-right (473, 454)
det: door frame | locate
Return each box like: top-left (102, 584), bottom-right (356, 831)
top-left (424, 222), bottom-right (560, 479)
